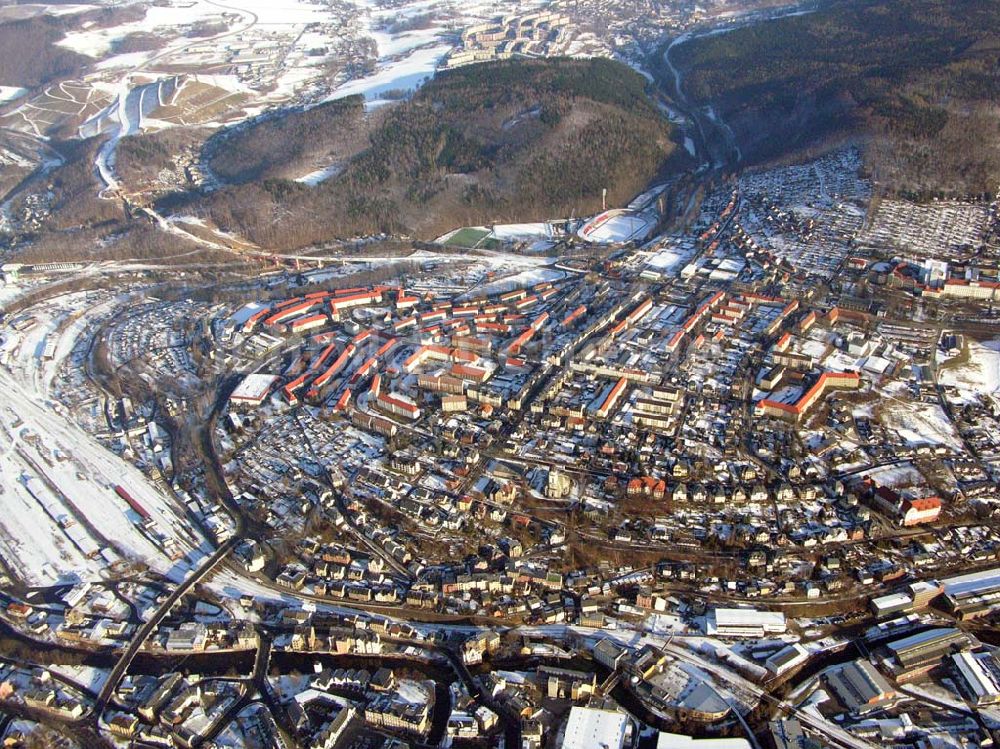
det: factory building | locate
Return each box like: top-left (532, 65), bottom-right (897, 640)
top-left (765, 644), bottom-right (809, 676)
top-left (229, 374), bottom-right (279, 408)
top-left (952, 651), bottom-right (1000, 706)
top-left (941, 568), bottom-right (1000, 620)
top-left (825, 660), bottom-right (897, 714)
top-left (706, 608), bottom-right (786, 638)
top-left (886, 627), bottom-right (970, 682)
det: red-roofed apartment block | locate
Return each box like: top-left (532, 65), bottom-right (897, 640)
top-left (755, 371), bottom-right (861, 422)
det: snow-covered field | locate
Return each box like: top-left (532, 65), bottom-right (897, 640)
top-left (489, 223), bottom-right (554, 241)
top-left (0, 86), bottom-right (26, 104)
top-left (294, 163), bottom-right (343, 186)
top-left (0, 293), bottom-right (208, 586)
top-left (458, 266), bottom-right (563, 300)
top-left (939, 339), bottom-right (1000, 405)
top-left (0, 370), bottom-right (204, 585)
top-left (328, 43), bottom-right (452, 104)
top-left (881, 400), bottom-right (962, 450)
top-left (57, 0), bottom-right (330, 59)
top-left (578, 209), bottom-right (657, 244)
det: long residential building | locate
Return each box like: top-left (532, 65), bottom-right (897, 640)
top-left (590, 377), bottom-right (628, 419)
top-left (571, 361), bottom-right (660, 385)
top-left (755, 371), bottom-right (861, 421)
top-left (940, 278), bottom-right (1000, 301)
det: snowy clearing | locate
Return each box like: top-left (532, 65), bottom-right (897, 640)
top-left (939, 339), bottom-right (1000, 405)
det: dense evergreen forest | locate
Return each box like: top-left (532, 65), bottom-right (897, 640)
top-left (157, 58), bottom-right (677, 249)
top-left (662, 0), bottom-right (1000, 198)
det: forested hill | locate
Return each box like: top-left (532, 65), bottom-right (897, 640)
top-left (663, 0), bottom-right (1000, 199)
top-left (163, 57), bottom-right (678, 249)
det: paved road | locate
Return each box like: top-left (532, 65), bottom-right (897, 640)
top-left (92, 538), bottom-right (236, 718)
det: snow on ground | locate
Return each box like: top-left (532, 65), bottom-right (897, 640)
top-left (579, 210), bottom-right (656, 244)
top-left (0, 459), bottom-right (93, 586)
top-left (57, 0), bottom-right (331, 58)
top-left (465, 250), bottom-right (555, 269)
top-left (56, 2), bottom-right (223, 58)
top-left (2, 291), bottom-right (116, 398)
top-left (270, 61), bottom-right (329, 102)
top-left (14, 3), bottom-right (99, 17)
top-left (881, 400), bottom-right (962, 450)
top-left (169, 215), bottom-right (208, 229)
top-left (460, 267), bottom-right (564, 300)
top-left (370, 26), bottom-right (447, 59)
top-left (94, 51), bottom-right (154, 71)
top-left (0, 324), bottom-right (207, 586)
top-left (0, 86), bottom-right (26, 104)
top-left (939, 339), bottom-right (1000, 405)
top-left (2, 374), bottom-right (203, 575)
top-left (294, 163), bottom-right (343, 186)
top-left (490, 223), bottom-right (554, 241)
top-left (800, 687), bottom-right (830, 711)
top-left (328, 43), bottom-right (452, 102)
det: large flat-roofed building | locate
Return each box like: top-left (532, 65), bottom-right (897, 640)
top-left (941, 568), bottom-right (1000, 620)
top-left (593, 638), bottom-right (628, 671)
top-left (560, 706), bottom-right (628, 749)
top-left (677, 682), bottom-right (731, 721)
top-left (870, 592), bottom-right (913, 619)
top-left (886, 627), bottom-right (970, 681)
top-left (825, 660), bottom-right (897, 714)
top-left (952, 651), bottom-right (1000, 706)
top-left (230, 373), bottom-right (279, 407)
top-left (706, 608), bottom-right (786, 638)
top-left (656, 732), bottom-right (750, 749)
